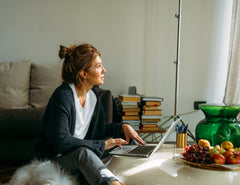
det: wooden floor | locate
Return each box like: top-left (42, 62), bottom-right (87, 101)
top-left (0, 160), bottom-right (29, 184)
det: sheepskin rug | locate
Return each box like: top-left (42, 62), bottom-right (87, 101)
top-left (5, 160), bottom-right (80, 185)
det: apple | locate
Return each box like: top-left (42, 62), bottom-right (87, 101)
top-left (210, 153), bottom-right (226, 164)
top-left (226, 153), bottom-right (240, 164)
top-left (223, 149), bottom-right (234, 158)
top-left (234, 150), bottom-right (240, 155)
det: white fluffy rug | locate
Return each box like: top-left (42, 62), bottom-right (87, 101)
top-left (4, 160), bottom-right (80, 185)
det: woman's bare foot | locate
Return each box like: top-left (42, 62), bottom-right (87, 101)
top-left (109, 180), bottom-right (122, 185)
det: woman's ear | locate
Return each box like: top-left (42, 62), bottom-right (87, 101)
top-left (79, 70), bottom-right (88, 79)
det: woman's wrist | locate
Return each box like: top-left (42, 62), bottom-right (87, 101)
top-left (121, 123), bottom-right (128, 133)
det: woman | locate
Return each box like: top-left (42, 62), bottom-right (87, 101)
top-left (35, 43), bottom-right (145, 185)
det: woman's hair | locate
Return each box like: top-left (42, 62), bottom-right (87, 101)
top-left (59, 43), bottom-right (101, 84)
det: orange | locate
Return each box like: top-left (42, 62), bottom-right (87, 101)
top-left (221, 141), bottom-right (234, 150)
top-left (198, 139), bottom-right (210, 148)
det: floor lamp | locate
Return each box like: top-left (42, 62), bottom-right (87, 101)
top-left (161, 0), bottom-right (195, 141)
top-left (174, 0), bottom-right (182, 120)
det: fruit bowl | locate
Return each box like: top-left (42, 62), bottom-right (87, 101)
top-left (182, 140), bottom-right (240, 170)
top-left (181, 158), bottom-right (240, 171)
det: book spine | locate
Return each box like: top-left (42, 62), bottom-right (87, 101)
top-left (123, 111), bottom-right (139, 116)
top-left (122, 108), bottom-right (140, 112)
top-left (141, 127), bottom-right (159, 131)
top-left (122, 116), bottom-right (140, 120)
top-left (119, 95), bottom-right (141, 102)
top-left (141, 119), bottom-right (161, 122)
top-left (142, 110), bottom-right (162, 115)
top-left (141, 124), bottom-right (158, 127)
top-left (145, 101), bottom-right (161, 106)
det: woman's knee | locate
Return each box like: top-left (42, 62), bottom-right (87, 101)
top-left (74, 147), bottom-right (100, 164)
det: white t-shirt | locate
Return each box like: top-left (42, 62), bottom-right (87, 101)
top-left (69, 84), bottom-right (97, 139)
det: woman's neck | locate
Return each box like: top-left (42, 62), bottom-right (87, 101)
top-left (74, 83), bottom-right (93, 108)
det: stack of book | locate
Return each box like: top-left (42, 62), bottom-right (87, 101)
top-left (140, 97), bottom-right (163, 131)
top-left (118, 95), bottom-right (141, 130)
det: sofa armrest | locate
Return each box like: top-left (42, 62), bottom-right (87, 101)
top-left (93, 86), bottom-right (122, 123)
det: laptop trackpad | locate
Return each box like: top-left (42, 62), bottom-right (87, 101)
top-left (110, 145), bottom-right (138, 155)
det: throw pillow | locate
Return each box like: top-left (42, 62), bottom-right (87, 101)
top-left (30, 63), bottom-right (62, 108)
top-left (0, 61), bottom-right (31, 108)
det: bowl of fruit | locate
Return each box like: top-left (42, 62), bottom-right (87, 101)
top-left (182, 139), bottom-right (240, 170)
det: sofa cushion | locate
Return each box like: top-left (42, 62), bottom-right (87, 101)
top-left (0, 61), bottom-right (31, 109)
top-left (30, 63), bottom-right (62, 108)
top-left (0, 139), bottom-right (36, 160)
top-left (0, 107), bottom-right (45, 138)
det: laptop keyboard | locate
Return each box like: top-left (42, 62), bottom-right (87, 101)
top-left (128, 145), bottom-right (156, 155)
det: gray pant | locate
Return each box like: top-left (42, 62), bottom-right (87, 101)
top-left (54, 147), bottom-right (119, 185)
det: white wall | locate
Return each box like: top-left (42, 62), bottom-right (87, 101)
top-left (0, 0), bottom-right (233, 140)
top-left (142, 0), bottom-right (233, 140)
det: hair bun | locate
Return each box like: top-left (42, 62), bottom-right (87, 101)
top-left (59, 45), bottom-right (70, 59)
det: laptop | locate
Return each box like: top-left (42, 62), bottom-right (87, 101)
top-left (109, 118), bottom-right (181, 158)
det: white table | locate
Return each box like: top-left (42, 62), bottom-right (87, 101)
top-left (107, 144), bottom-right (240, 185)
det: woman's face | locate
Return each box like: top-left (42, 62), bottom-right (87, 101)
top-left (86, 55), bottom-right (106, 86)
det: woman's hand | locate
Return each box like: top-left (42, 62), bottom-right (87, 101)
top-left (104, 138), bottom-right (128, 150)
top-left (122, 124), bottom-right (145, 145)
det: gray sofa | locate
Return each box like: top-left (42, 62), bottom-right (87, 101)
top-left (0, 61), bottom-right (121, 160)
top-left (0, 61), bottom-right (62, 160)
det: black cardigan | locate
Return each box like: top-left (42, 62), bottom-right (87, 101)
top-left (35, 82), bottom-right (123, 159)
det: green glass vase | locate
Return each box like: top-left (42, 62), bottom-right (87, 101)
top-left (195, 104), bottom-right (240, 147)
